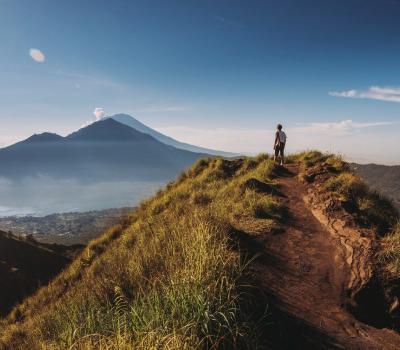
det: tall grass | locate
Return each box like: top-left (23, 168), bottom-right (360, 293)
top-left (378, 224), bottom-right (400, 277)
top-left (0, 156), bottom-right (278, 349)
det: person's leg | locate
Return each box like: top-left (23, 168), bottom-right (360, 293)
top-left (280, 145), bottom-right (285, 165)
top-left (274, 146), bottom-right (279, 163)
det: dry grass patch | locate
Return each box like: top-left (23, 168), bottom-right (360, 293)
top-left (378, 224), bottom-right (400, 277)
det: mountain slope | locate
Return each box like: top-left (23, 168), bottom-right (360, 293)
top-left (0, 155), bottom-right (276, 349)
top-left (352, 163), bottom-right (400, 211)
top-left (109, 113), bottom-right (237, 157)
top-left (0, 119), bottom-right (206, 181)
top-left (0, 230), bottom-right (80, 316)
top-left (1, 153), bottom-right (400, 349)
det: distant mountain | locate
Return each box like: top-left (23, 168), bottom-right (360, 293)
top-left (0, 119), bottom-right (206, 181)
top-left (0, 229), bottom-right (79, 316)
top-left (352, 163), bottom-right (400, 211)
top-left (24, 132), bottom-right (64, 143)
top-left (109, 113), bottom-right (237, 157)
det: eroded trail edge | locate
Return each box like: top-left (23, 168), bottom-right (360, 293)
top-left (252, 164), bottom-right (400, 349)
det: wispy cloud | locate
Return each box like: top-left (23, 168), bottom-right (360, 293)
top-left (29, 48), bottom-right (45, 63)
top-left (291, 119), bottom-right (396, 136)
top-left (329, 86), bottom-right (400, 103)
top-left (135, 106), bottom-right (188, 113)
top-left (156, 119), bottom-right (397, 154)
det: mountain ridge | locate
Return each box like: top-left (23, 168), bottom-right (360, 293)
top-left (352, 162), bottom-right (400, 211)
top-left (66, 118), bottom-right (156, 142)
top-left (0, 118), bottom-right (206, 181)
top-left (109, 113), bottom-right (237, 156)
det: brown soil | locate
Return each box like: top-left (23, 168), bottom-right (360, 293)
top-left (246, 164), bottom-right (400, 349)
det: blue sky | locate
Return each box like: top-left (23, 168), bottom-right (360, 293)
top-left (1, 0), bottom-right (400, 163)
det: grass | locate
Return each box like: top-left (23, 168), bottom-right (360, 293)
top-left (377, 224), bottom-right (400, 277)
top-left (3, 150), bottom-right (398, 348)
top-left (292, 151), bottom-right (398, 235)
top-left (0, 156), bottom-right (280, 350)
top-left (294, 151), bottom-right (400, 282)
top-left (322, 169), bottom-right (398, 235)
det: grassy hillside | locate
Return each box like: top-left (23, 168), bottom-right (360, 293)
top-left (2, 152), bottom-right (399, 349)
top-left (0, 155), bottom-right (282, 350)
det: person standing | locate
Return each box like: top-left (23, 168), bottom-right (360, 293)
top-left (274, 124), bottom-right (287, 166)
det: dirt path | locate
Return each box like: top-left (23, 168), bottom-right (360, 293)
top-left (251, 164), bottom-right (400, 349)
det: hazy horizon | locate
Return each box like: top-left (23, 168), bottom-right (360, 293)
top-left (0, 113), bottom-right (398, 166)
top-left (0, 176), bottom-right (163, 217)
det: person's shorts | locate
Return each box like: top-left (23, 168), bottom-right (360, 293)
top-left (275, 143), bottom-right (285, 157)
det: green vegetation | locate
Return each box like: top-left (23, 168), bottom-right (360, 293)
top-left (323, 172), bottom-right (397, 233)
top-left (294, 151), bottom-right (400, 282)
top-left (293, 151), bottom-right (398, 235)
top-left (378, 224), bottom-right (400, 276)
top-left (289, 151), bottom-right (348, 181)
top-left (2, 151), bottom-right (399, 349)
top-left (0, 156), bottom-right (281, 350)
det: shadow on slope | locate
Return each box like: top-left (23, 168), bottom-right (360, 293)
top-left (0, 230), bottom-right (82, 316)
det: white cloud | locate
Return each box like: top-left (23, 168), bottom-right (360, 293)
top-left (80, 108), bottom-right (107, 128)
top-left (29, 48), bottom-right (45, 63)
top-left (93, 107), bottom-right (106, 120)
top-left (329, 86), bottom-right (400, 103)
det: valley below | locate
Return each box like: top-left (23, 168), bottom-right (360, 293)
top-left (0, 207), bottom-right (133, 245)
top-left (352, 163), bottom-right (400, 212)
top-left (0, 177), bottom-right (163, 217)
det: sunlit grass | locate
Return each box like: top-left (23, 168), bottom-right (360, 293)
top-left (0, 156), bottom-right (278, 349)
top-left (377, 224), bottom-right (400, 277)
top-left (4, 150), bottom-right (399, 349)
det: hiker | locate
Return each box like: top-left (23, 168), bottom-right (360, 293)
top-left (274, 124), bottom-right (287, 166)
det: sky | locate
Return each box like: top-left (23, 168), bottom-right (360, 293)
top-left (1, 0), bottom-right (400, 164)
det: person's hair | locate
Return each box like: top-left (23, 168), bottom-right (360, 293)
top-left (277, 124), bottom-right (282, 130)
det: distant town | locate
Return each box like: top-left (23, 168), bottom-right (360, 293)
top-left (0, 207), bottom-right (133, 245)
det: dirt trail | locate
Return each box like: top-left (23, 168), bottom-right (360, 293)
top-left (251, 164), bottom-right (400, 349)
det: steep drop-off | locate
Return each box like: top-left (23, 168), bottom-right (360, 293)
top-left (0, 231), bottom-right (81, 316)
